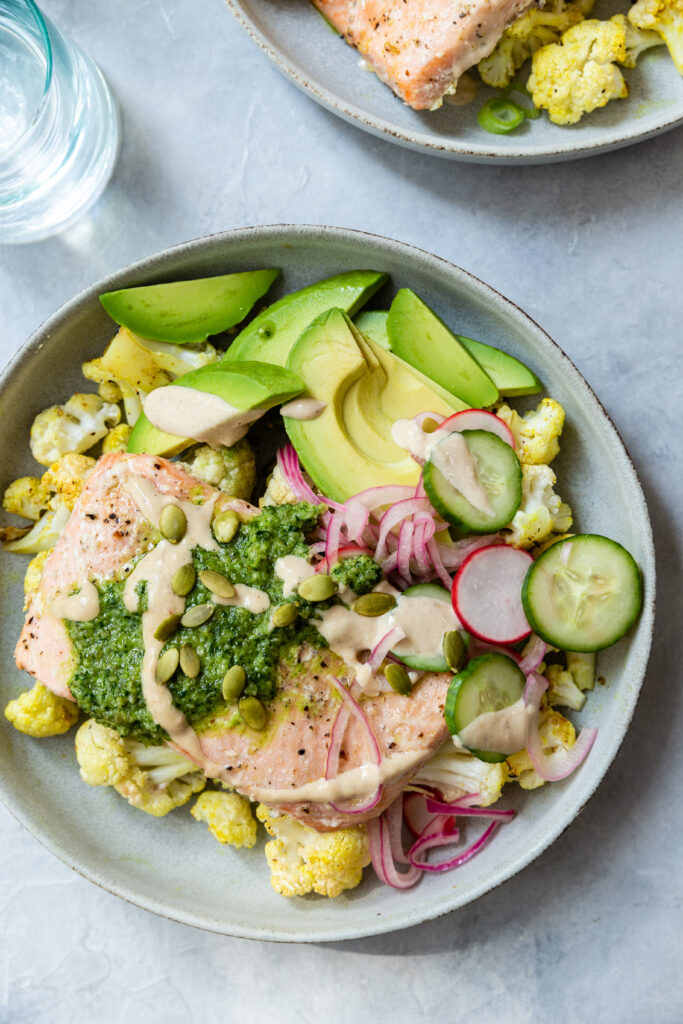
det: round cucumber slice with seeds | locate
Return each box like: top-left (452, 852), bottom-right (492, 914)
top-left (424, 429), bottom-right (522, 534)
top-left (445, 653), bottom-right (526, 763)
top-left (522, 534), bottom-right (642, 652)
top-left (391, 583), bottom-right (454, 671)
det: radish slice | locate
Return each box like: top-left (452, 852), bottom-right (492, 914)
top-left (404, 792), bottom-right (442, 838)
top-left (452, 544), bottom-right (533, 644)
top-left (441, 409), bottom-right (515, 448)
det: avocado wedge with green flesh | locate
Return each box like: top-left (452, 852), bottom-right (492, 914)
top-left (358, 309), bottom-right (541, 399)
top-left (128, 361), bottom-right (303, 457)
top-left (223, 270), bottom-right (388, 366)
top-left (456, 336), bottom-right (542, 397)
top-left (100, 270), bottom-right (280, 345)
top-left (285, 309), bottom-right (459, 502)
top-left (387, 289), bottom-right (499, 408)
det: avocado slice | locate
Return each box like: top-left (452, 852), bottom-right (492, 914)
top-left (127, 361), bottom-right (303, 457)
top-left (223, 270), bottom-right (388, 366)
top-left (284, 309), bottom-right (459, 502)
top-left (100, 269), bottom-right (280, 345)
top-left (456, 336), bottom-right (542, 397)
top-left (387, 289), bottom-right (499, 408)
top-left (354, 310), bottom-right (391, 348)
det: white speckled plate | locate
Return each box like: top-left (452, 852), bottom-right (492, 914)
top-left (225, 0), bottom-right (683, 163)
top-left (0, 226), bottom-right (654, 941)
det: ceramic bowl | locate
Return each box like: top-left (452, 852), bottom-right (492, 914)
top-left (0, 225), bottom-right (654, 941)
top-left (226, 0), bottom-right (683, 164)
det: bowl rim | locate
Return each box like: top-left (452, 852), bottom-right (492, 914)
top-left (224, 0), bottom-right (683, 165)
top-left (0, 224), bottom-right (656, 942)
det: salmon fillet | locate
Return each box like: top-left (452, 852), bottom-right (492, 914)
top-left (16, 452), bottom-right (450, 829)
top-left (313, 0), bottom-right (536, 109)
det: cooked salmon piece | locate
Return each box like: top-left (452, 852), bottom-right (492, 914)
top-left (16, 451), bottom-right (450, 830)
top-left (15, 453), bottom-right (254, 699)
top-left (313, 0), bottom-right (535, 110)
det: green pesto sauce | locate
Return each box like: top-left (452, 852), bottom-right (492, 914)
top-left (66, 503), bottom-right (331, 744)
top-left (330, 553), bottom-right (381, 594)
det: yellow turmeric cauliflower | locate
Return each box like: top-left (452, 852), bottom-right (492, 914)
top-left (478, 0), bottom-right (584, 88)
top-left (30, 393), bottom-right (121, 466)
top-left (256, 805), bottom-right (370, 898)
top-left (191, 791), bottom-right (258, 848)
top-left (41, 453), bottom-right (95, 510)
top-left (23, 550), bottom-right (50, 605)
top-left (611, 13), bottom-right (665, 66)
top-left (507, 708), bottom-right (576, 789)
top-left (528, 19), bottom-right (629, 125)
top-left (75, 719), bottom-right (205, 816)
top-left (411, 742), bottom-right (509, 806)
top-left (629, 0), bottom-right (683, 71)
top-left (2, 476), bottom-right (49, 521)
top-left (261, 463), bottom-right (299, 507)
top-left (5, 682), bottom-right (78, 737)
top-left (3, 502), bottom-right (71, 555)
top-left (81, 357), bottom-right (123, 403)
top-left (497, 397), bottom-right (565, 465)
top-left (506, 464), bottom-right (573, 549)
top-left (101, 423), bottom-right (132, 454)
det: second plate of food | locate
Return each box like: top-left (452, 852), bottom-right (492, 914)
top-left (226, 0), bottom-right (683, 163)
top-left (0, 225), bottom-right (654, 941)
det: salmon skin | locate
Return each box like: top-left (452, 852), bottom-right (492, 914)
top-left (16, 452), bottom-right (450, 829)
top-left (313, 0), bottom-right (536, 110)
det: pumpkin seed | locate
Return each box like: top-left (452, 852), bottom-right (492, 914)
top-left (351, 592), bottom-right (397, 617)
top-left (172, 563), bottom-right (196, 597)
top-left (297, 573), bottom-right (337, 602)
top-left (181, 602), bottom-right (215, 628)
top-left (159, 504), bottom-right (187, 544)
top-left (212, 510), bottom-right (240, 544)
top-left (239, 696), bottom-right (267, 731)
top-left (199, 569), bottom-right (235, 599)
top-left (156, 647), bottom-right (179, 683)
top-left (179, 644), bottom-right (200, 678)
top-left (384, 663), bottom-right (412, 696)
top-left (221, 665), bottom-right (246, 702)
top-left (443, 630), bottom-right (466, 673)
top-left (154, 614), bottom-right (182, 642)
top-left (271, 603), bottom-right (299, 628)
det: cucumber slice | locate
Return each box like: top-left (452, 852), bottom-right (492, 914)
top-left (424, 429), bottom-right (522, 533)
top-left (391, 583), bottom-right (453, 671)
top-left (445, 653), bottom-right (526, 763)
top-left (522, 534), bottom-right (642, 652)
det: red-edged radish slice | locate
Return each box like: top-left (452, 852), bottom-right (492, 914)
top-left (441, 409), bottom-right (515, 448)
top-left (452, 544), bottom-right (533, 644)
top-left (403, 793), bottom-right (439, 838)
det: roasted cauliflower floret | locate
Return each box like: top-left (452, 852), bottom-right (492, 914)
top-left (81, 357), bottom-right (123, 403)
top-left (528, 19), bottom-right (629, 125)
top-left (545, 663), bottom-right (587, 710)
top-left (566, 650), bottom-right (596, 690)
top-left (629, 0), bottom-right (683, 71)
top-left (191, 791), bottom-right (258, 848)
top-left (506, 464), bottom-right (573, 549)
top-left (75, 719), bottom-right (205, 816)
top-left (507, 708), bottom-right (576, 789)
top-left (3, 501), bottom-right (71, 554)
top-left (180, 439), bottom-right (257, 501)
top-left (497, 397), bottom-right (565, 465)
top-left (479, 0), bottom-right (584, 88)
top-left (411, 742), bottom-right (509, 807)
top-left (30, 393), bottom-right (121, 466)
top-left (101, 424), bottom-right (132, 454)
top-left (611, 13), bottom-right (665, 66)
top-left (256, 805), bottom-right (370, 898)
top-left (2, 476), bottom-right (49, 521)
top-left (261, 463), bottom-right (299, 506)
top-left (41, 453), bottom-right (96, 510)
top-left (23, 549), bottom-right (50, 601)
top-left (5, 682), bottom-right (78, 737)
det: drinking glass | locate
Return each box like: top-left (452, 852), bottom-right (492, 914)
top-left (0, 0), bottom-right (119, 243)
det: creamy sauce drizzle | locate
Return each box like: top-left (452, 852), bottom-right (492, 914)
top-left (50, 580), bottom-right (100, 622)
top-left (392, 419), bottom-right (494, 516)
top-left (212, 582), bottom-right (270, 615)
top-left (248, 748), bottom-right (426, 805)
top-left (274, 554), bottom-right (316, 597)
top-left (280, 398), bottom-right (326, 421)
top-left (458, 697), bottom-right (530, 756)
top-left (143, 385), bottom-right (265, 447)
top-left (315, 591), bottom-right (458, 677)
